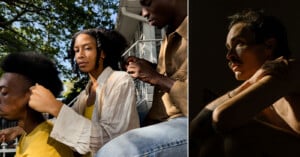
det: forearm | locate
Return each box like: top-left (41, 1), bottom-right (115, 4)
top-left (227, 80), bottom-right (252, 98)
top-left (213, 75), bottom-right (289, 132)
top-left (190, 90), bottom-right (233, 137)
top-left (155, 74), bottom-right (175, 92)
top-left (165, 80), bottom-right (187, 116)
top-left (0, 126), bottom-right (25, 142)
top-left (191, 77), bottom-right (252, 135)
top-left (48, 100), bottom-right (63, 117)
top-left (149, 71), bottom-right (188, 115)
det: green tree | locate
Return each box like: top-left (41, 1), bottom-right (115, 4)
top-left (0, 0), bottom-right (119, 104)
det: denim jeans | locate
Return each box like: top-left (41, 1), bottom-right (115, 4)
top-left (96, 117), bottom-right (187, 157)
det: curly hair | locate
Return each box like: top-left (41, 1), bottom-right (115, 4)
top-left (67, 28), bottom-right (128, 74)
top-left (0, 52), bottom-right (63, 97)
top-left (228, 9), bottom-right (291, 59)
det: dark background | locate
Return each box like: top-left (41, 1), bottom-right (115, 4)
top-left (189, 0), bottom-right (300, 120)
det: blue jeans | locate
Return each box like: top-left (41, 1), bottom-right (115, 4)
top-left (96, 117), bottom-right (187, 157)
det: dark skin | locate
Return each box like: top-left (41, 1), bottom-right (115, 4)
top-left (0, 73), bottom-right (45, 141)
top-left (140, 0), bottom-right (187, 32)
top-left (125, 56), bottom-right (174, 92)
top-left (28, 33), bottom-right (105, 117)
top-left (125, 0), bottom-right (187, 111)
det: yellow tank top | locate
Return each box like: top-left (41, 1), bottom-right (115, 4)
top-left (84, 104), bottom-right (95, 120)
top-left (82, 104), bottom-right (94, 157)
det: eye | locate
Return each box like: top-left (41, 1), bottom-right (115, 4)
top-left (236, 40), bottom-right (246, 46)
top-left (84, 47), bottom-right (91, 51)
top-left (74, 48), bottom-right (79, 53)
top-left (0, 87), bottom-right (8, 96)
top-left (232, 39), bottom-right (248, 50)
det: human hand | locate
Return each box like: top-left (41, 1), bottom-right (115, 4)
top-left (261, 56), bottom-right (289, 79)
top-left (248, 56), bottom-right (289, 84)
top-left (29, 84), bottom-right (63, 117)
top-left (125, 56), bottom-right (161, 85)
top-left (231, 57), bottom-right (290, 97)
top-left (250, 57), bottom-right (300, 93)
top-left (0, 126), bottom-right (24, 143)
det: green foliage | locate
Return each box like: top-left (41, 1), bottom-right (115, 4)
top-left (62, 75), bottom-right (89, 106)
top-left (0, 0), bottom-right (119, 104)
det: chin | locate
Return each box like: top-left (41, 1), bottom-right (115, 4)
top-left (236, 77), bottom-right (246, 81)
top-left (79, 68), bottom-right (89, 73)
top-left (234, 72), bottom-right (247, 81)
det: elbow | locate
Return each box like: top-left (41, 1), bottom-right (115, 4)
top-left (212, 107), bottom-right (234, 134)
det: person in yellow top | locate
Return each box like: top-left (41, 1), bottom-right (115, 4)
top-left (0, 52), bottom-right (74, 157)
top-left (0, 28), bottom-right (140, 157)
top-left (16, 121), bottom-right (73, 157)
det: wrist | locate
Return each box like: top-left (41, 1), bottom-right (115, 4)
top-left (15, 126), bottom-right (25, 135)
top-left (156, 74), bottom-right (174, 93)
top-left (49, 100), bottom-right (63, 117)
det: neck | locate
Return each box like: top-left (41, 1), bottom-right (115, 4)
top-left (19, 110), bottom-right (45, 134)
top-left (89, 63), bottom-right (105, 82)
top-left (167, 1), bottom-right (187, 33)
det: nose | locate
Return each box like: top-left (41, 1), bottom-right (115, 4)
top-left (141, 8), bottom-right (150, 19)
top-left (226, 48), bottom-right (235, 60)
top-left (75, 49), bottom-right (85, 58)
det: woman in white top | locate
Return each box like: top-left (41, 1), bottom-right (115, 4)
top-left (28, 28), bottom-right (140, 156)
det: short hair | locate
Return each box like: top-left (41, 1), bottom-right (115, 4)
top-left (67, 28), bottom-right (128, 74)
top-left (0, 52), bottom-right (63, 97)
top-left (228, 9), bottom-right (291, 59)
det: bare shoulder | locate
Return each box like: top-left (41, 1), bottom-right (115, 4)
top-left (273, 94), bottom-right (300, 135)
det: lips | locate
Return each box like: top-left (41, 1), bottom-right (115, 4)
top-left (231, 63), bottom-right (240, 71)
top-left (77, 61), bottom-right (88, 67)
top-left (228, 61), bottom-right (241, 71)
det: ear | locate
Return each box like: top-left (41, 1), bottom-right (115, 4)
top-left (100, 50), bottom-right (106, 59)
top-left (264, 38), bottom-right (277, 58)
